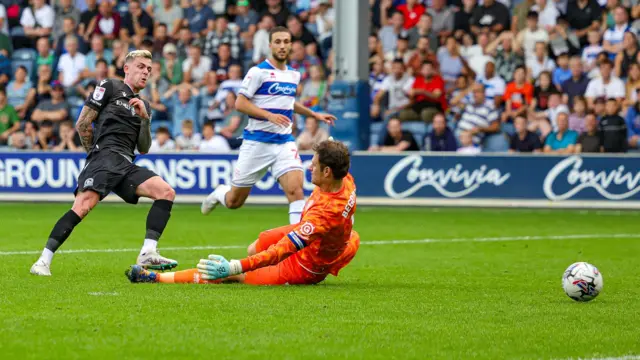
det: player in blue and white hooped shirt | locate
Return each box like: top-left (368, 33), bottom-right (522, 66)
top-left (201, 26), bottom-right (336, 224)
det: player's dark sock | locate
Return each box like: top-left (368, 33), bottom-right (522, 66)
top-left (45, 210), bottom-right (83, 253)
top-left (145, 200), bottom-right (173, 241)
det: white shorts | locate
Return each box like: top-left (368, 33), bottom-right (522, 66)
top-left (232, 140), bottom-right (304, 187)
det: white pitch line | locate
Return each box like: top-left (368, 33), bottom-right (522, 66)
top-left (0, 233), bottom-right (638, 256)
top-left (558, 356), bottom-right (640, 360)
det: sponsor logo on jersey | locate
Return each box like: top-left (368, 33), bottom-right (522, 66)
top-left (267, 82), bottom-right (297, 96)
top-left (299, 222), bottom-right (315, 236)
top-left (122, 91), bottom-right (127, 97)
top-left (84, 178), bottom-right (94, 188)
top-left (93, 87), bottom-right (105, 100)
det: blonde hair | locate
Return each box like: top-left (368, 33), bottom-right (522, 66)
top-left (125, 50), bottom-right (152, 64)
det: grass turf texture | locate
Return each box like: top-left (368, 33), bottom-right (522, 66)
top-left (1, 203), bottom-right (639, 360)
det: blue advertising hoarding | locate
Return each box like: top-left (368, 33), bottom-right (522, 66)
top-left (1, 151), bottom-right (639, 208)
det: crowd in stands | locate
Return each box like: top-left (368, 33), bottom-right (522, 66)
top-left (0, 0), bottom-right (638, 154)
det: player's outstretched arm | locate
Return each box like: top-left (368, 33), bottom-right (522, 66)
top-left (293, 102), bottom-right (336, 126)
top-left (76, 106), bottom-right (99, 153)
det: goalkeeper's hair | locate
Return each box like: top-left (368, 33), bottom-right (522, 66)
top-left (313, 139), bottom-right (350, 180)
top-left (125, 49), bottom-right (152, 64)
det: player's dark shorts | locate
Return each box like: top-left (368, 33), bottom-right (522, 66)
top-left (75, 149), bottom-right (157, 204)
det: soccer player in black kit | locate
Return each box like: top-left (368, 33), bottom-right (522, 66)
top-left (30, 50), bottom-right (178, 276)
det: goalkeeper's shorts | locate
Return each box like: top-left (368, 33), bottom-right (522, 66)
top-left (244, 224), bottom-right (360, 285)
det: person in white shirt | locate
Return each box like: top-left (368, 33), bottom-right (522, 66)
top-left (515, 11), bottom-right (549, 64)
top-left (175, 119), bottom-right (203, 150)
top-left (252, 14), bottom-right (276, 64)
top-left (57, 35), bottom-right (87, 88)
top-left (198, 122), bottom-right (231, 153)
top-left (149, 126), bottom-right (176, 152)
top-left (457, 131), bottom-right (481, 154)
top-left (584, 59), bottom-right (626, 109)
top-left (20, 0), bottom-right (55, 39)
top-left (531, 0), bottom-right (559, 30)
top-left (0, 4), bottom-right (8, 35)
top-left (465, 33), bottom-right (493, 79)
top-left (581, 30), bottom-right (603, 73)
top-left (372, 59), bottom-right (414, 119)
top-left (182, 42), bottom-right (212, 87)
top-left (528, 41), bottom-right (555, 80)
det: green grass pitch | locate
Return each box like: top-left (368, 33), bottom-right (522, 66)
top-left (1, 203), bottom-right (639, 359)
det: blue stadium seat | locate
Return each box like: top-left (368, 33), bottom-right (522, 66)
top-left (483, 133), bottom-right (510, 152)
top-left (10, 27), bottom-right (25, 37)
top-left (12, 48), bottom-right (37, 61)
top-left (402, 121), bottom-right (427, 149)
top-left (11, 48), bottom-right (37, 79)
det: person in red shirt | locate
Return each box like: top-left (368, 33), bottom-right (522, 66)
top-left (396, 0), bottom-right (426, 30)
top-left (502, 66), bottom-right (534, 123)
top-left (400, 60), bottom-right (446, 123)
top-left (126, 140), bottom-right (360, 286)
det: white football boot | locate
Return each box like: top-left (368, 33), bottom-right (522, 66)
top-left (201, 185), bottom-right (229, 215)
top-left (136, 250), bottom-right (178, 271)
top-left (30, 260), bottom-right (52, 276)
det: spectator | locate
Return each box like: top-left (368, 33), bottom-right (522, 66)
top-left (235, 0), bottom-right (259, 45)
top-left (369, 118), bottom-right (420, 152)
top-left (502, 66), bottom-right (534, 123)
top-left (477, 61), bottom-right (506, 108)
top-left (454, 0), bottom-right (477, 37)
top-left (576, 113), bottom-right (602, 153)
top-left (487, 31), bottom-right (524, 83)
top-left (151, 23), bottom-right (172, 59)
top-left (20, 0), bottom-right (55, 40)
top-left (372, 59), bottom-right (413, 120)
top-left (86, 0), bottom-right (121, 41)
top-left (581, 30), bottom-right (603, 74)
top-left (300, 64), bottom-right (328, 110)
top-left (0, 87), bottom-right (19, 145)
top-left (396, 0), bottom-right (426, 30)
top-left (183, 42), bottom-right (212, 87)
top-left (407, 36), bottom-right (438, 76)
top-left (509, 115), bottom-right (542, 152)
top-left (155, 0), bottom-right (182, 35)
top-left (23, 121), bottom-right (39, 149)
top-left (542, 92), bottom-right (570, 132)
top-left (53, 0), bottom-right (80, 41)
top-left (369, 57), bottom-right (386, 106)
top-left (528, 41), bottom-right (555, 81)
top-left (626, 101), bottom-right (640, 149)
top-left (565, 0), bottom-right (602, 46)
top-left (167, 85), bottom-right (200, 135)
top-left (216, 98), bottom-right (248, 149)
top-left (78, 0), bottom-right (98, 38)
top-left (585, 59), bottom-right (625, 109)
top-left (55, 17), bottom-right (87, 58)
top-left (400, 60), bottom-right (446, 123)
top-left (252, 14), bottom-right (276, 64)
top-left (212, 43), bottom-right (240, 82)
top-left (515, 11), bottom-right (548, 64)
top-left (140, 60), bottom-right (170, 118)
top-left (552, 53), bottom-right (571, 89)
top-left (531, 70), bottom-right (558, 114)
top-left (457, 131), bottom-right (481, 154)
top-left (562, 56), bottom-right (590, 108)
top-left (314, 0), bottom-right (335, 44)
top-left (457, 83), bottom-right (500, 145)
top-left (543, 112), bottom-right (578, 153)
top-left (84, 34), bottom-right (113, 76)
top-left (531, 0), bottom-right (559, 30)
top-left (8, 132), bottom-right (29, 150)
top-left (261, 0), bottom-right (291, 27)
top-left (602, 6), bottom-right (630, 59)
top-left (428, 0), bottom-right (454, 40)
top-left (149, 126), bottom-right (176, 152)
top-left (36, 37), bottom-right (55, 69)
top-left (218, 64), bottom-right (243, 94)
top-left (204, 16), bottom-right (241, 60)
top-left (175, 119), bottom-right (203, 151)
top-left (52, 120), bottom-right (81, 152)
top-left (287, 15), bottom-right (317, 49)
top-left (78, 59), bottom-right (108, 98)
top-left (625, 63), bottom-right (640, 108)
top-left (161, 43), bottom-right (183, 86)
top-left (408, 13), bottom-right (438, 52)
top-left (437, 36), bottom-right (465, 90)
top-left (296, 117), bottom-right (329, 151)
top-left (57, 35), bottom-right (87, 89)
top-left (600, 98), bottom-right (628, 153)
top-left (449, 75), bottom-right (474, 120)
top-left (31, 81), bottom-right (70, 125)
top-left (33, 120), bottom-right (57, 150)
top-left (568, 96), bottom-right (588, 133)
top-left (464, 33), bottom-right (493, 78)
top-left (548, 16), bottom-right (581, 58)
top-left (385, 34), bottom-right (412, 67)
top-left (34, 64), bottom-right (54, 104)
top-left (594, 97), bottom-right (607, 120)
top-left (176, 27), bottom-right (193, 61)
top-left (379, 11), bottom-right (406, 54)
top-left (183, 0), bottom-right (215, 37)
top-left (109, 40), bottom-right (126, 80)
top-left (425, 112), bottom-right (457, 152)
top-left (470, 0), bottom-right (511, 35)
top-left (199, 122), bottom-right (231, 152)
top-left (7, 66), bottom-right (35, 119)
top-left (614, 32), bottom-right (639, 78)
top-left (290, 40), bottom-right (320, 81)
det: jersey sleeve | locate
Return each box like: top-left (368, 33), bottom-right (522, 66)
top-left (85, 80), bottom-right (114, 113)
top-left (237, 67), bottom-right (262, 100)
top-left (239, 206), bottom-right (331, 273)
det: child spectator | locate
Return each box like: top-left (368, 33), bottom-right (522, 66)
top-left (502, 66), bottom-right (533, 123)
top-left (552, 53), bottom-right (571, 90)
top-left (581, 30), bottom-right (603, 74)
top-left (175, 119), bottom-right (203, 151)
top-left (296, 117), bottom-right (329, 151)
top-left (149, 126), bottom-right (176, 153)
top-left (199, 122), bottom-right (231, 153)
top-left (568, 96), bottom-right (588, 133)
top-left (457, 131), bottom-right (480, 154)
top-left (52, 120), bottom-right (81, 152)
top-left (600, 98), bottom-right (628, 153)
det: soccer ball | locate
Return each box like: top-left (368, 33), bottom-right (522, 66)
top-left (562, 262), bottom-right (603, 302)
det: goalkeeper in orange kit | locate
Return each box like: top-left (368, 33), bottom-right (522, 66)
top-left (125, 140), bottom-right (360, 285)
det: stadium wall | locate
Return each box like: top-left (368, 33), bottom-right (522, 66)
top-left (1, 151), bottom-right (640, 209)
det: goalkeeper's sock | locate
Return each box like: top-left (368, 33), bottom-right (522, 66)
top-left (288, 199), bottom-right (305, 224)
top-left (213, 185), bottom-right (231, 208)
top-left (40, 210), bottom-right (83, 263)
top-left (158, 269), bottom-right (222, 284)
